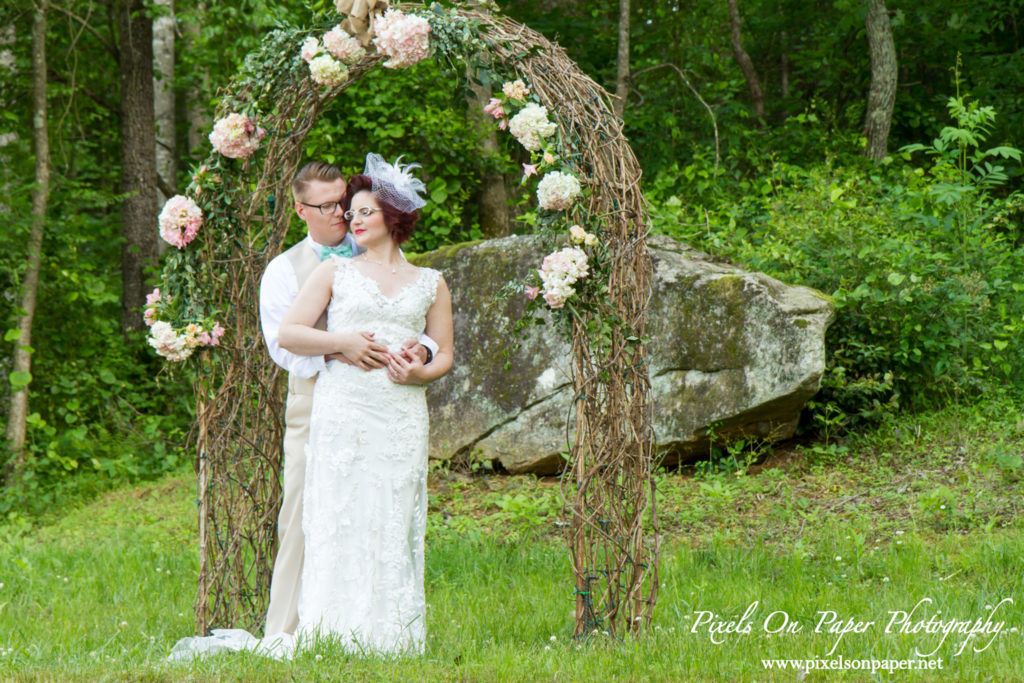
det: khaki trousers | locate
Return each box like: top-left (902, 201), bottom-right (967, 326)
top-left (264, 373), bottom-right (316, 636)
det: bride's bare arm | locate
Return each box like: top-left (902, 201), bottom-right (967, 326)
top-left (387, 275), bottom-right (453, 385)
top-left (279, 261), bottom-right (389, 369)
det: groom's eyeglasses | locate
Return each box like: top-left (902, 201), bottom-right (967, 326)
top-left (343, 207), bottom-right (383, 221)
top-left (300, 201), bottom-right (343, 216)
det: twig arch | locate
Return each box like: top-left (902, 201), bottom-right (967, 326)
top-left (180, 4), bottom-right (658, 638)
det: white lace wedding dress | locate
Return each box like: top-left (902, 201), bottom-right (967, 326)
top-left (170, 257), bottom-right (439, 661)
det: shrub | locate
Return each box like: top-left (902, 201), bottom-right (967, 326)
top-left (649, 95), bottom-right (1024, 425)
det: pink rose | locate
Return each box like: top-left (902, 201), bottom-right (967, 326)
top-left (210, 322), bottom-right (226, 346)
top-left (502, 79), bottom-right (530, 101)
top-left (483, 98), bottom-right (505, 120)
top-left (525, 285), bottom-right (539, 300)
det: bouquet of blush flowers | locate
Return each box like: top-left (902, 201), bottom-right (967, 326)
top-left (144, 287), bottom-right (225, 361)
top-left (537, 246), bottom-right (590, 309)
top-left (158, 195), bottom-right (203, 248)
top-left (208, 113), bottom-right (266, 159)
top-left (373, 9), bottom-right (431, 68)
top-left (323, 26), bottom-right (365, 64)
top-left (148, 321), bottom-right (225, 362)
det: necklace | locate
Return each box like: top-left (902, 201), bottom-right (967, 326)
top-left (359, 253), bottom-right (404, 274)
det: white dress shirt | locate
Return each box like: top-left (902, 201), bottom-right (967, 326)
top-left (259, 234), bottom-right (438, 378)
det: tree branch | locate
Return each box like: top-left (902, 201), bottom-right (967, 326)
top-left (631, 63), bottom-right (720, 177)
top-left (156, 170), bottom-right (176, 199)
top-left (727, 0), bottom-right (765, 123)
top-left (47, 68), bottom-right (117, 114)
top-left (51, 3), bottom-right (117, 59)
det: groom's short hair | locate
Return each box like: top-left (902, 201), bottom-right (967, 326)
top-left (292, 162), bottom-right (344, 202)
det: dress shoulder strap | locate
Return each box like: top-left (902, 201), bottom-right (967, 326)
top-left (420, 267), bottom-right (442, 306)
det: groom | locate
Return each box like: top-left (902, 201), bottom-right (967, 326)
top-left (258, 161), bottom-right (437, 636)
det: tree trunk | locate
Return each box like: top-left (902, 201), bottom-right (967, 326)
top-left (863, 0), bottom-right (897, 161)
top-left (780, 30), bottom-right (789, 98)
top-left (0, 26), bottom-right (17, 213)
top-left (184, 1), bottom-right (208, 157)
top-left (613, 0), bottom-right (630, 119)
top-left (726, 0), bottom-right (765, 123)
top-left (118, 0), bottom-right (159, 336)
top-left (466, 78), bottom-right (510, 238)
top-left (153, 0), bottom-right (175, 203)
top-left (5, 0), bottom-right (49, 469)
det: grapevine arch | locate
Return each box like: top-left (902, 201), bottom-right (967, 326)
top-left (176, 3), bottom-right (659, 638)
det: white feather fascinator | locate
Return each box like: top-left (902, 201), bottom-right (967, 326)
top-left (363, 153), bottom-right (427, 213)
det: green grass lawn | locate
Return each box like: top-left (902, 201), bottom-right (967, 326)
top-left (1, 394), bottom-right (1023, 681)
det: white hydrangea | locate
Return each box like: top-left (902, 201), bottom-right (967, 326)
top-left (508, 103), bottom-right (557, 151)
top-left (537, 171), bottom-right (582, 211)
top-left (537, 247), bottom-right (589, 309)
top-left (309, 54), bottom-right (348, 87)
top-left (148, 322), bottom-right (194, 362)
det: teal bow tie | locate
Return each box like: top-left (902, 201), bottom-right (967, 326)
top-left (320, 243), bottom-right (353, 261)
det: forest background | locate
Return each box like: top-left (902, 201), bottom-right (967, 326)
top-left (1, 0), bottom-right (1022, 518)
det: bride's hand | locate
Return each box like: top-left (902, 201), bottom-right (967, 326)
top-left (337, 331), bottom-right (389, 370)
top-left (386, 349), bottom-right (425, 385)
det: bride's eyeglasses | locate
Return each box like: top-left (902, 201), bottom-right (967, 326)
top-left (344, 207), bottom-right (383, 221)
top-left (300, 201), bottom-right (343, 216)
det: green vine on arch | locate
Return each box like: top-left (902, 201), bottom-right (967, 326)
top-left (145, 4), bottom-right (608, 362)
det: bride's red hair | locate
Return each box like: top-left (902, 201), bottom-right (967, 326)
top-left (342, 174), bottom-right (419, 245)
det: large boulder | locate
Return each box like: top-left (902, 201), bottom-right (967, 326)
top-left (410, 234), bottom-right (835, 474)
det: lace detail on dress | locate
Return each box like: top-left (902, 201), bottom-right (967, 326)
top-left (167, 258), bottom-right (440, 662)
top-left (297, 257), bottom-right (440, 655)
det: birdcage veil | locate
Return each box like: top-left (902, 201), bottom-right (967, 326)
top-left (363, 153), bottom-right (427, 213)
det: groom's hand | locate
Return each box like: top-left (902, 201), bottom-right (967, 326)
top-left (337, 331), bottom-right (389, 370)
top-left (400, 339), bottom-right (430, 365)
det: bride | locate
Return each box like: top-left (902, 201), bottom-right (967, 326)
top-left (278, 154), bottom-right (453, 654)
top-left (169, 154), bottom-right (453, 660)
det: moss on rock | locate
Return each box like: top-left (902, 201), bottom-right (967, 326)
top-left (419, 234), bottom-right (835, 473)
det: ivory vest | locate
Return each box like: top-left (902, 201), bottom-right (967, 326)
top-left (284, 240), bottom-right (328, 395)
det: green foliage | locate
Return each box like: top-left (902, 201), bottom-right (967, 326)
top-left (0, 177), bottom-right (194, 517)
top-left (303, 59), bottom-right (488, 253)
top-left (651, 93), bottom-right (1024, 426)
top-left (4, 0), bottom-right (1024, 514)
top-left (695, 424), bottom-right (773, 479)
